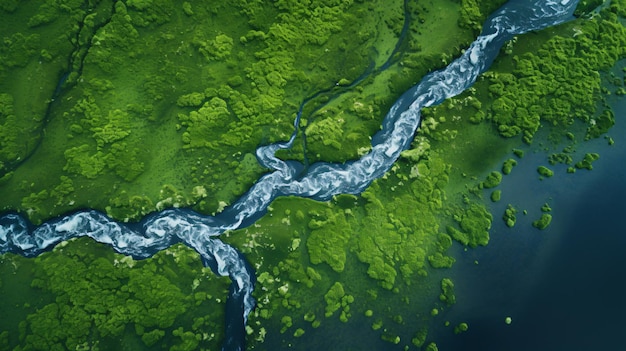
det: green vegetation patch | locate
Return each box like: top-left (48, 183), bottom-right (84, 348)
top-left (481, 7), bottom-right (626, 144)
top-left (532, 213), bottom-right (553, 230)
top-left (575, 152), bottom-right (600, 170)
top-left (454, 322), bottom-right (469, 334)
top-left (306, 208), bottom-right (351, 273)
top-left (439, 278), bottom-right (456, 306)
top-left (503, 204), bottom-right (517, 228)
top-left (490, 190), bottom-right (502, 202)
top-left (502, 158), bottom-right (517, 175)
top-left (0, 239), bottom-right (230, 350)
top-left (537, 166), bottom-right (554, 178)
top-left (586, 110), bottom-right (615, 139)
top-left (482, 171), bottom-right (503, 188)
top-left (447, 203), bottom-right (492, 247)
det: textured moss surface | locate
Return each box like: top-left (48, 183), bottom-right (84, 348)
top-left (1, 1), bottom-right (626, 351)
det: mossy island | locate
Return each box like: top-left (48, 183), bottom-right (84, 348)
top-left (533, 213), bottom-right (553, 230)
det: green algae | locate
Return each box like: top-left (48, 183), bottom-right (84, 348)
top-left (575, 152), bottom-right (600, 170)
top-left (446, 203), bottom-right (492, 247)
top-left (490, 190), bottom-right (501, 202)
top-left (428, 252), bottom-right (456, 269)
top-left (439, 278), bottom-right (456, 306)
top-left (586, 109), bottom-right (615, 139)
top-left (411, 327), bottom-right (428, 347)
top-left (548, 152), bottom-right (574, 165)
top-left (482, 171), bottom-right (503, 188)
top-left (537, 166), bottom-right (554, 178)
top-left (453, 322), bottom-right (469, 334)
top-left (501, 158), bottom-right (517, 175)
top-left (503, 204), bottom-right (517, 228)
top-left (532, 213), bottom-right (553, 230)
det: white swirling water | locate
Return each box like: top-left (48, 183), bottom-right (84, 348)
top-left (0, 1), bottom-right (578, 350)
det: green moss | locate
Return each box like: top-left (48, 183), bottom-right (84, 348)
top-left (0, 331), bottom-right (8, 350)
top-left (5, 240), bottom-right (228, 350)
top-left (381, 333), bottom-right (401, 345)
top-left (439, 278), bottom-right (456, 306)
top-left (490, 190), bottom-right (501, 202)
top-left (141, 329), bottom-right (165, 347)
top-left (176, 92), bottom-right (205, 107)
top-left (324, 282), bottom-right (345, 318)
top-left (537, 166), bottom-right (554, 178)
top-left (170, 327), bottom-right (201, 351)
top-left (411, 327), bottom-right (428, 347)
top-left (280, 316), bottom-right (293, 334)
top-left (586, 110), bottom-right (615, 139)
top-left (503, 204), bottom-right (517, 228)
top-left (574, 0), bottom-right (605, 17)
top-left (4, 1), bottom-right (623, 349)
top-left (447, 225), bottom-right (468, 246)
top-left (454, 322), bottom-right (469, 334)
top-left (513, 149), bottom-right (525, 158)
top-left (453, 203), bottom-right (492, 247)
top-left (575, 153), bottom-right (600, 170)
top-left (371, 319), bottom-right (383, 331)
top-left (306, 209), bottom-right (351, 273)
top-left (182, 2), bottom-right (193, 16)
top-left (428, 252), bottom-right (456, 269)
top-left (458, 0), bottom-right (507, 33)
top-left (532, 213), bottom-right (553, 230)
top-left (425, 342), bottom-right (439, 351)
top-left (482, 10), bottom-right (626, 143)
top-left (482, 171), bottom-right (503, 188)
top-left (501, 158), bottom-right (517, 175)
top-left (548, 153), bottom-right (573, 165)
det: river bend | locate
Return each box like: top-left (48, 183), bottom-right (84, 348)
top-left (0, 1), bottom-right (578, 350)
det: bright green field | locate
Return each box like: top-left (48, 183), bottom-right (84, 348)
top-left (1, 0), bottom-right (625, 350)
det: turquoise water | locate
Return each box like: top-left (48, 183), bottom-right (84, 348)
top-left (431, 75), bottom-right (626, 350)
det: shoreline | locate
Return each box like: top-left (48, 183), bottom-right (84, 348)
top-left (429, 70), bottom-right (626, 351)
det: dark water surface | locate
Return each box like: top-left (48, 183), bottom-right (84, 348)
top-left (433, 83), bottom-right (626, 350)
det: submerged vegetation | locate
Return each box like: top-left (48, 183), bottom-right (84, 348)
top-left (1, 0), bottom-right (625, 350)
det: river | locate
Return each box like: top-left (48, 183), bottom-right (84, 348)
top-left (0, 1), bottom-right (580, 350)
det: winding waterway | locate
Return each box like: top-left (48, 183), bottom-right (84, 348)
top-left (0, 1), bottom-right (579, 350)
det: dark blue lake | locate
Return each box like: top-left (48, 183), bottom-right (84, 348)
top-left (432, 80), bottom-right (626, 350)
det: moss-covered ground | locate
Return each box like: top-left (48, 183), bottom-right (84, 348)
top-left (0, 240), bottom-right (230, 350)
top-left (1, 0), bottom-right (626, 350)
